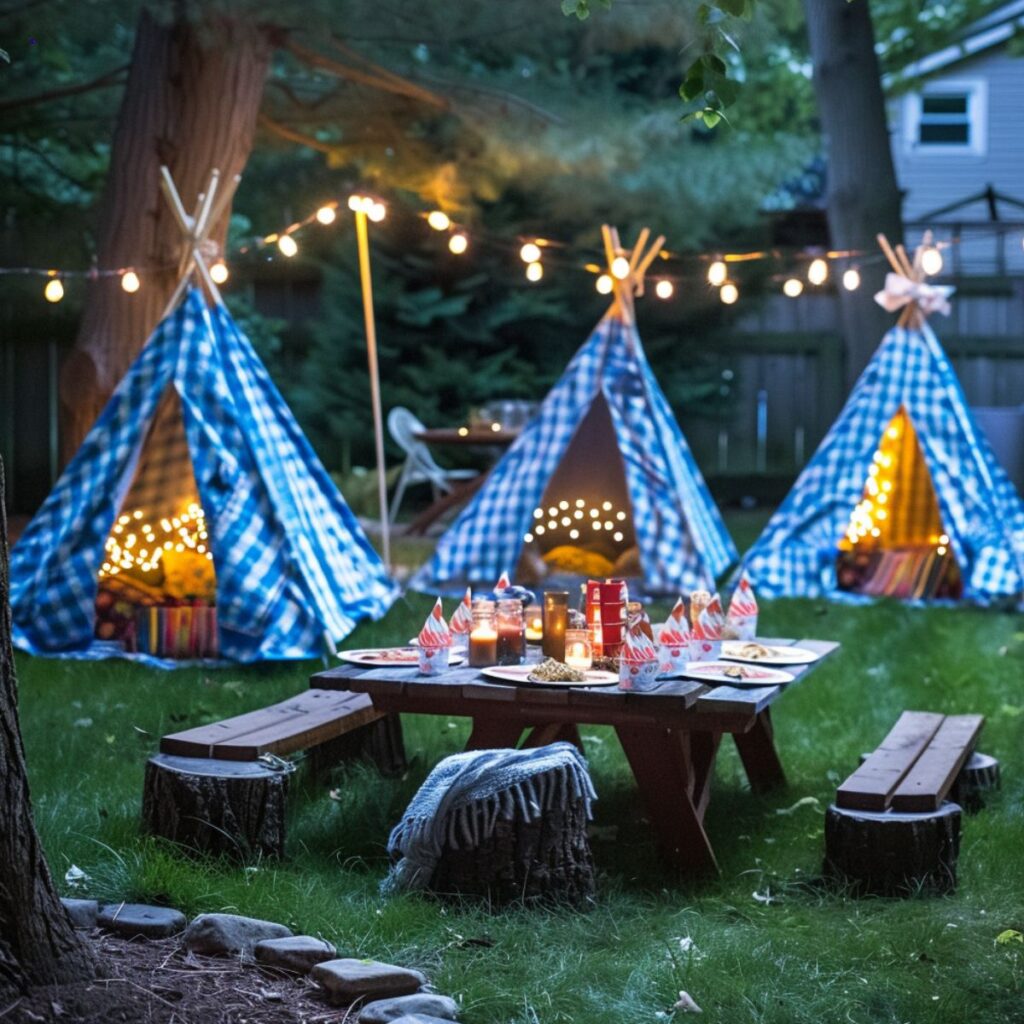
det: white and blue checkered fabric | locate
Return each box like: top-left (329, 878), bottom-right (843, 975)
top-left (411, 314), bottom-right (736, 595)
top-left (10, 289), bottom-right (396, 663)
top-left (743, 323), bottom-right (1024, 602)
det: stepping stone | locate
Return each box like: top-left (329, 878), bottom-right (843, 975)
top-left (183, 913), bottom-right (292, 957)
top-left (254, 935), bottom-right (337, 973)
top-left (97, 903), bottom-right (186, 939)
top-left (311, 959), bottom-right (426, 1005)
top-left (61, 898), bottom-right (98, 930)
top-left (359, 993), bottom-right (459, 1023)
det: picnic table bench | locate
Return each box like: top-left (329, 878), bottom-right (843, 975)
top-left (143, 689), bottom-right (406, 858)
top-left (312, 637), bottom-right (839, 876)
top-left (826, 710), bottom-right (986, 894)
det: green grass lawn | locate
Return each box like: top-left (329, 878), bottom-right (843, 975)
top-left (14, 574), bottom-right (1024, 1022)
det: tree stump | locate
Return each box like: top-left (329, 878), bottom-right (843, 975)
top-left (142, 755), bottom-right (290, 860)
top-left (951, 752), bottom-right (1000, 813)
top-left (309, 713), bottom-right (407, 778)
top-left (824, 801), bottom-right (962, 896)
top-left (429, 797), bottom-right (596, 908)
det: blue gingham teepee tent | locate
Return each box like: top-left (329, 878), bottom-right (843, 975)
top-left (412, 227), bottom-right (736, 595)
top-left (10, 169), bottom-right (395, 663)
top-left (743, 247), bottom-right (1024, 603)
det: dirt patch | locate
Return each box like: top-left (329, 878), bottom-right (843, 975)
top-left (3, 932), bottom-right (352, 1024)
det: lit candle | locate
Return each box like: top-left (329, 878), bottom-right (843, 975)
top-left (525, 604), bottom-right (543, 643)
top-left (564, 628), bottom-right (593, 671)
top-left (469, 626), bottom-right (498, 667)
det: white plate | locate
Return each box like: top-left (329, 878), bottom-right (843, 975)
top-left (480, 665), bottom-right (619, 687)
top-left (721, 642), bottom-right (820, 666)
top-left (339, 647), bottom-right (465, 667)
top-left (677, 661), bottom-right (794, 686)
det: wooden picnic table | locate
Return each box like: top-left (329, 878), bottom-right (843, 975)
top-left (312, 637), bottom-right (839, 876)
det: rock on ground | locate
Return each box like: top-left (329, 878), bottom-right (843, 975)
top-left (359, 993), bottom-right (459, 1023)
top-left (254, 935), bottom-right (337, 973)
top-left (97, 903), bottom-right (187, 939)
top-left (311, 959), bottom-right (426, 1005)
top-left (388, 1016), bottom-right (461, 1024)
top-left (61, 898), bottom-right (99, 930)
top-left (183, 913), bottom-right (292, 957)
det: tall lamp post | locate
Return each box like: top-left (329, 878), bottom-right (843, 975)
top-left (348, 194), bottom-right (390, 569)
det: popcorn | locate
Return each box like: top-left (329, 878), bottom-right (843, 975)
top-left (691, 594), bottom-right (724, 662)
top-left (619, 622), bottom-right (659, 691)
top-left (658, 597), bottom-right (692, 677)
top-left (418, 598), bottom-right (451, 675)
top-left (725, 574), bottom-right (758, 641)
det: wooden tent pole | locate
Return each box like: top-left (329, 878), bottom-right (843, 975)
top-left (353, 206), bottom-right (391, 569)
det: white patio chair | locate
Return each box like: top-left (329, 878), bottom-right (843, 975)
top-left (388, 407), bottom-right (477, 524)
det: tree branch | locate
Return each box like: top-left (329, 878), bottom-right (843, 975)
top-left (282, 37), bottom-right (448, 110)
top-left (258, 113), bottom-right (338, 153)
top-left (0, 65), bottom-right (128, 114)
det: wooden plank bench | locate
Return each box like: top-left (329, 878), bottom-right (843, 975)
top-left (826, 710), bottom-right (985, 895)
top-left (143, 689), bottom-right (406, 859)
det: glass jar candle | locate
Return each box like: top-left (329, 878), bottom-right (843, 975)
top-left (564, 628), bottom-right (593, 671)
top-left (541, 591), bottom-right (568, 660)
top-left (495, 598), bottom-right (526, 666)
top-left (468, 599), bottom-right (498, 667)
top-left (524, 604), bottom-right (544, 644)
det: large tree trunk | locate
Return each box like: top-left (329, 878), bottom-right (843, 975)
top-left (805, 0), bottom-right (904, 388)
top-left (60, 9), bottom-right (274, 462)
top-left (0, 457), bottom-right (96, 1000)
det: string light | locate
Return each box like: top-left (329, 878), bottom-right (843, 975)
top-left (596, 273), bottom-right (613, 295)
top-left (99, 502), bottom-right (212, 578)
top-left (210, 260), bottom-right (229, 284)
top-left (44, 277), bottom-right (63, 303)
top-left (316, 204), bottom-right (337, 225)
top-left (520, 242), bottom-right (542, 264)
top-left (120, 270), bottom-right (140, 293)
top-left (783, 278), bottom-right (803, 298)
top-left (842, 267), bottom-right (861, 291)
top-left (523, 499), bottom-right (629, 544)
top-left (707, 260), bottom-right (727, 287)
top-left (277, 234), bottom-right (298, 258)
top-left (611, 256), bottom-right (631, 280)
top-left (525, 261), bottom-right (543, 282)
top-left (720, 281), bottom-right (739, 305)
top-left (448, 232), bottom-right (468, 254)
top-left (368, 201), bottom-right (386, 223)
top-left (427, 210), bottom-right (450, 231)
top-left (655, 279), bottom-right (674, 300)
top-left (808, 257), bottom-right (828, 286)
top-left (920, 245), bottom-right (943, 276)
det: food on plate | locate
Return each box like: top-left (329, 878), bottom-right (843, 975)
top-left (733, 642), bottom-right (774, 660)
top-left (528, 658), bottom-right (586, 683)
top-left (591, 655), bottom-right (619, 672)
top-left (352, 648), bottom-right (418, 663)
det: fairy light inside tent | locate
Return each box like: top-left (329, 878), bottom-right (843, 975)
top-left (99, 503), bottom-right (212, 579)
top-left (521, 495), bottom-right (633, 578)
top-left (837, 407), bottom-right (961, 599)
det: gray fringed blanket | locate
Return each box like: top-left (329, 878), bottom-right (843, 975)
top-left (383, 741), bottom-right (597, 894)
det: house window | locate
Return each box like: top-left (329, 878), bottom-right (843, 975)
top-left (904, 80), bottom-right (987, 155)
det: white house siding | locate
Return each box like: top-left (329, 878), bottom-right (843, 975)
top-left (889, 47), bottom-right (1024, 274)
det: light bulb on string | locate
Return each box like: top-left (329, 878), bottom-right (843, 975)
top-left (120, 270), bottom-right (140, 294)
top-left (655, 279), bottom-right (674, 300)
top-left (210, 260), bottom-right (229, 285)
top-left (347, 194), bottom-right (364, 212)
top-left (316, 204), bottom-right (337, 225)
top-left (525, 261), bottom-right (543, 282)
top-left (277, 234), bottom-right (298, 258)
top-left (920, 245), bottom-right (943, 276)
top-left (368, 201), bottom-right (386, 222)
top-left (707, 259), bottom-right (727, 287)
top-left (44, 276), bottom-right (64, 303)
top-left (807, 257), bottom-right (828, 286)
top-left (448, 232), bottom-right (468, 254)
top-left (520, 241), bottom-right (541, 264)
top-left (427, 210), bottom-right (450, 231)
top-left (611, 256), bottom-right (631, 280)
top-left (842, 267), bottom-right (861, 291)
top-left (720, 281), bottom-right (739, 305)
top-left (596, 273), bottom-right (613, 295)
top-left (783, 278), bottom-right (803, 298)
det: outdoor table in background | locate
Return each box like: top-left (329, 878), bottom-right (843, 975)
top-left (312, 637), bottom-right (840, 876)
top-left (403, 426), bottom-right (521, 535)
